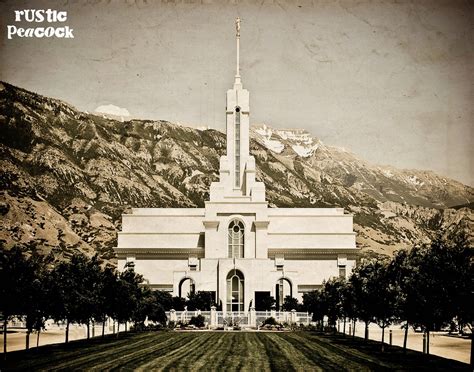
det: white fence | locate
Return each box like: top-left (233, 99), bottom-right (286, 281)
top-left (168, 308), bottom-right (312, 328)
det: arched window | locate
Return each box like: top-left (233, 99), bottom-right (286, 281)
top-left (276, 278), bottom-right (293, 310)
top-left (226, 269), bottom-right (244, 312)
top-left (228, 220), bottom-right (244, 258)
top-left (178, 277), bottom-right (195, 298)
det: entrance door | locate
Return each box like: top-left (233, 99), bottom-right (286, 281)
top-left (255, 291), bottom-right (272, 311)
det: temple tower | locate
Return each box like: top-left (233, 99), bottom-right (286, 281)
top-left (210, 17), bottom-right (265, 202)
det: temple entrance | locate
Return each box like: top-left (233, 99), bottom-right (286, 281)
top-left (255, 291), bottom-right (272, 311)
top-left (226, 269), bottom-right (244, 312)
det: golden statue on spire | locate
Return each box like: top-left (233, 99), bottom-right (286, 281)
top-left (236, 17), bottom-right (241, 37)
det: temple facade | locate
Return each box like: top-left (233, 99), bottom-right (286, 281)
top-left (115, 19), bottom-right (359, 312)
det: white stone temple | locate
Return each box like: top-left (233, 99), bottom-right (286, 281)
top-left (115, 19), bottom-right (359, 312)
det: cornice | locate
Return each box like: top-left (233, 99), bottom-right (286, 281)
top-left (115, 248), bottom-right (205, 259)
top-left (267, 232), bottom-right (356, 236)
top-left (268, 248), bottom-right (360, 260)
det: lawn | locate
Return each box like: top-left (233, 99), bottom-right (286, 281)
top-left (1, 331), bottom-right (470, 371)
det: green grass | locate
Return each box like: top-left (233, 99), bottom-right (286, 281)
top-left (1, 331), bottom-right (470, 371)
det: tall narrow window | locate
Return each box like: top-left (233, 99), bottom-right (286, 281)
top-left (276, 278), bottom-right (293, 311)
top-left (339, 266), bottom-right (346, 279)
top-left (235, 107), bottom-right (241, 187)
top-left (228, 220), bottom-right (244, 258)
top-left (226, 269), bottom-right (244, 312)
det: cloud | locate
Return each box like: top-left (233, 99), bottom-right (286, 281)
top-left (95, 104), bottom-right (130, 117)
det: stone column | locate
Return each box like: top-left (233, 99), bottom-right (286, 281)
top-left (210, 306), bottom-right (217, 328)
top-left (249, 307), bottom-right (256, 328)
top-left (170, 309), bottom-right (177, 323)
top-left (254, 221), bottom-right (270, 259)
top-left (271, 309), bottom-right (276, 321)
top-left (291, 309), bottom-right (297, 324)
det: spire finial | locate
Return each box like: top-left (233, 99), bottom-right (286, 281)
top-left (236, 17), bottom-right (241, 38)
top-left (235, 17), bottom-right (241, 83)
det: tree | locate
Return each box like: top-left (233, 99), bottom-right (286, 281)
top-left (23, 254), bottom-right (49, 350)
top-left (349, 258), bottom-right (380, 341)
top-left (404, 235), bottom-right (473, 356)
top-left (0, 246), bottom-right (38, 357)
top-left (153, 290), bottom-right (173, 311)
top-left (111, 267), bottom-right (143, 337)
top-left (186, 291), bottom-right (216, 311)
top-left (0, 245), bottom-right (44, 358)
top-left (322, 278), bottom-right (345, 332)
top-left (49, 253), bottom-right (97, 343)
top-left (388, 248), bottom-right (415, 351)
top-left (148, 291), bottom-right (168, 326)
top-left (82, 255), bottom-right (103, 339)
top-left (281, 296), bottom-right (299, 311)
top-left (369, 258), bottom-right (398, 351)
top-left (303, 290), bottom-right (327, 330)
top-left (171, 296), bottom-right (186, 311)
top-left (131, 287), bottom-right (168, 329)
top-left (257, 293), bottom-right (276, 311)
top-left (94, 264), bottom-right (119, 338)
top-left (341, 281), bottom-right (358, 337)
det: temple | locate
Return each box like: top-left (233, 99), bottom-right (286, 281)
top-left (115, 19), bottom-right (359, 312)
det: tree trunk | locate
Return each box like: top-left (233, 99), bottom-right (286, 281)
top-left (352, 319), bottom-right (356, 337)
top-left (426, 329), bottom-right (430, 355)
top-left (65, 320), bottom-right (70, 344)
top-left (102, 319), bottom-right (106, 338)
top-left (26, 330), bottom-right (30, 350)
top-left (364, 321), bottom-right (369, 341)
top-left (381, 326), bottom-right (385, 352)
top-left (470, 321), bottom-right (473, 370)
top-left (125, 321), bottom-right (127, 332)
top-left (87, 322), bottom-right (90, 339)
top-left (36, 329), bottom-right (41, 348)
top-left (4, 318), bottom-right (8, 359)
top-left (403, 322), bottom-right (409, 353)
top-left (116, 323), bottom-right (120, 338)
top-left (343, 318), bottom-right (346, 336)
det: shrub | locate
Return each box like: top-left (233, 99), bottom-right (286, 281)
top-left (189, 315), bottom-right (205, 328)
top-left (263, 317), bottom-right (278, 326)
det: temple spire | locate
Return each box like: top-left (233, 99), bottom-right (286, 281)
top-left (235, 17), bottom-right (242, 86)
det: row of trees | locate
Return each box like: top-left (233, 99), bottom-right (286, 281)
top-left (1, 248), bottom-right (199, 356)
top-left (302, 235), bottom-right (473, 354)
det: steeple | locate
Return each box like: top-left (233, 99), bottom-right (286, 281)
top-left (208, 18), bottom-right (266, 203)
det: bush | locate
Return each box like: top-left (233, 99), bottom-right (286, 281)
top-left (263, 317), bottom-right (278, 326)
top-left (189, 315), bottom-right (205, 328)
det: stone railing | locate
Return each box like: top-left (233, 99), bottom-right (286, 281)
top-left (168, 307), bottom-right (312, 329)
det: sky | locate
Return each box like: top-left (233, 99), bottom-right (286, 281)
top-left (0, 0), bottom-right (472, 185)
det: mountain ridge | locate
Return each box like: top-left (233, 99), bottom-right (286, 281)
top-left (0, 81), bottom-right (472, 262)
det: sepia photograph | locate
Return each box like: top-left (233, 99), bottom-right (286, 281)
top-left (0, 0), bottom-right (472, 370)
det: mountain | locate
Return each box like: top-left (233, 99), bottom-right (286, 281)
top-left (0, 82), bottom-right (472, 262)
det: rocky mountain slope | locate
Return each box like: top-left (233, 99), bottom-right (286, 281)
top-left (0, 82), bottom-right (472, 262)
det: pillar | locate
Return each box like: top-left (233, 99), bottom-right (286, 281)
top-left (210, 306), bottom-right (217, 328)
top-left (249, 307), bottom-right (256, 328)
top-left (291, 309), bottom-right (297, 324)
top-left (170, 309), bottom-right (177, 323)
